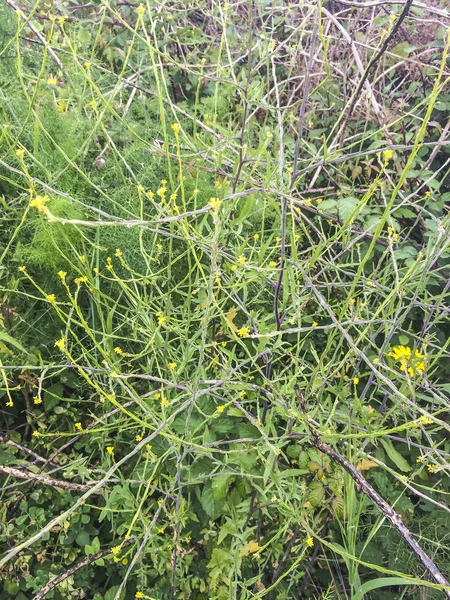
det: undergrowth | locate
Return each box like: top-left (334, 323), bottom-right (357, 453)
top-left (1, 1), bottom-right (450, 599)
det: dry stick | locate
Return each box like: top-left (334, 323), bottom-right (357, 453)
top-left (32, 538), bottom-right (134, 600)
top-left (294, 385), bottom-right (450, 598)
top-left (0, 465), bottom-right (99, 495)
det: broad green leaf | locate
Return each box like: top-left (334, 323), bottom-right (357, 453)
top-left (380, 439), bottom-right (411, 472)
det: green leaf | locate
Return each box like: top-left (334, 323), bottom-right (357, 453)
top-left (380, 439), bottom-right (411, 472)
top-left (0, 332), bottom-right (27, 354)
top-left (353, 577), bottom-right (417, 600)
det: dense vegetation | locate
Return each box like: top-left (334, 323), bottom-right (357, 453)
top-left (1, 1), bottom-right (450, 598)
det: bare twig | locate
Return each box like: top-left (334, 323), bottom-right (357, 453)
top-left (0, 465), bottom-right (100, 494)
top-left (32, 538), bottom-right (134, 600)
top-left (295, 385), bottom-right (450, 597)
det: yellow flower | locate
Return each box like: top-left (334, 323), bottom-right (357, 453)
top-left (427, 464), bottom-right (438, 474)
top-left (231, 265), bottom-right (238, 272)
top-left (168, 362), bottom-right (177, 370)
top-left (6, 399), bottom-right (13, 407)
top-left (209, 197), bottom-right (221, 212)
top-left (74, 276), bottom-right (88, 286)
top-left (135, 593), bottom-right (145, 599)
top-left (114, 347), bottom-right (123, 355)
top-left (16, 149), bottom-right (25, 158)
top-left (221, 341), bottom-right (227, 347)
top-left (18, 265), bottom-right (27, 272)
top-left (122, 558), bottom-right (128, 565)
top-left (157, 243), bottom-right (163, 252)
top-left (306, 537), bottom-right (314, 547)
top-left (171, 123), bottom-right (180, 135)
top-left (75, 422), bottom-right (82, 431)
top-left (269, 261), bottom-right (277, 268)
top-left (274, 447), bottom-right (281, 456)
top-left (106, 446), bottom-right (114, 455)
top-left (157, 314), bottom-right (167, 326)
top-left (115, 248), bottom-right (123, 258)
top-left (389, 345), bottom-right (425, 376)
top-left (57, 270), bottom-right (67, 281)
top-left (237, 255), bottom-right (246, 266)
top-left (33, 396), bottom-right (42, 404)
top-left (416, 455), bottom-right (425, 463)
top-left (237, 326), bottom-right (250, 338)
top-left (238, 390), bottom-right (246, 398)
top-left (47, 76), bottom-right (58, 85)
top-left (54, 337), bottom-right (65, 352)
top-left (32, 430), bottom-right (40, 437)
top-left (136, 4), bottom-right (145, 15)
top-left (419, 415), bottom-right (433, 425)
top-left (353, 377), bottom-right (359, 386)
top-left (216, 405), bottom-right (225, 414)
top-left (30, 195), bottom-right (49, 213)
top-left (160, 396), bottom-right (169, 407)
top-left (383, 149), bottom-right (393, 162)
top-left (46, 294), bottom-right (56, 304)
top-left (111, 545), bottom-right (121, 555)
top-left (253, 233), bottom-right (259, 240)
top-left (312, 322), bottom-right (318, 328)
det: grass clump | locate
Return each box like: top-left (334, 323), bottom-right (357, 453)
top-left (1, 1), bottom-right (450, 599)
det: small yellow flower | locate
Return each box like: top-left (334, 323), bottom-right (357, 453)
top-left (231, 265), bottom-right (238, 272)
top-left (269, 261), bottom-right (277, 268)
top-left (57, 270), bottom-right (67, 281)
top-left (136, 4), bottom-right (145, 15)
top-left (389, 345), bottom-right (424, 377)
top-left (32, 430), bottom-right (40, 437)
top-left (269, 41), bottom-right (276, 50)
top-left (115, 248), bottom-right (123, 258)
top-left (383, 149), bottom-right (393, 162)
top-left (238, 390), bottom-right (246, 398)
top-left (427, 464), bottom-right (438, 474)
top-left (312, 321), bottom-right (318, 328)
top-left (209, 197), bottom-right (221, 212)
top-left (161, 396), bottom-right (169, 408)
top-left (114, 347), bottom-right (123, 355)
top-left (18, 265), bottom-right (27, 272)
top-left (33, 396), bottom-right (42, 405)
top-left (46, 293), bottom-right (56, 304)
top-left (16, 149), bottom-right (25, 158)
top-left (75, 422), bottom-right (82, 431)
top-left (47, 76), bottom-right (58, 85)
top-left (6, 400), bottom-right (13, 407)
top-left (135, 434), bottom-right (143, 442)
top-left (168, 362), bottom-right (177, 370)
top-left (419, 415), bottom-right (433, 425)
top-left (106, 446), bottom-right (114, 455)
top-left (216, 405), bottom-right (225, 414)
top-left (306, 537), bottom-right (314, 548)
top-left (157, 314), bottom-right (167, 326)
top-left (122, 558), bottom-right (128, 565)
top-left (135, 593), bottom-right (145, 599)
top-left (54, 337), bottom-right (65, 352)
top-left (171, 123), bottom-right (180, 135)
top-left (253, 233), bottom-right (259, 241)
top-left (184, 536), bottom-right (191, 544)
top-left (416, 455), bottom-right (425, 463)
top-left (274, 447), bottom-right (281, 456)
top-left (237, 255), bottom-right (246, 265)
top-left (353, 377), bottom-right (359, 386)
top-left (221, 341), bottom-right (227, 347)
top-left (237, 326), bottom-right (250, 338)
top-left (111, 545), bottom-right (121, 555)
top-left (30, 195), bottom-right (49, 213)
top-left (74, 276), bottom-right (88, 286)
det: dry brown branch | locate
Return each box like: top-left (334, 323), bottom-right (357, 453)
top-left (295, 385), bottom-right (450, 597)
top-left (32, 538), bottom-right (134, 600)
top-left (0, 465), bottom-right (100, 494)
